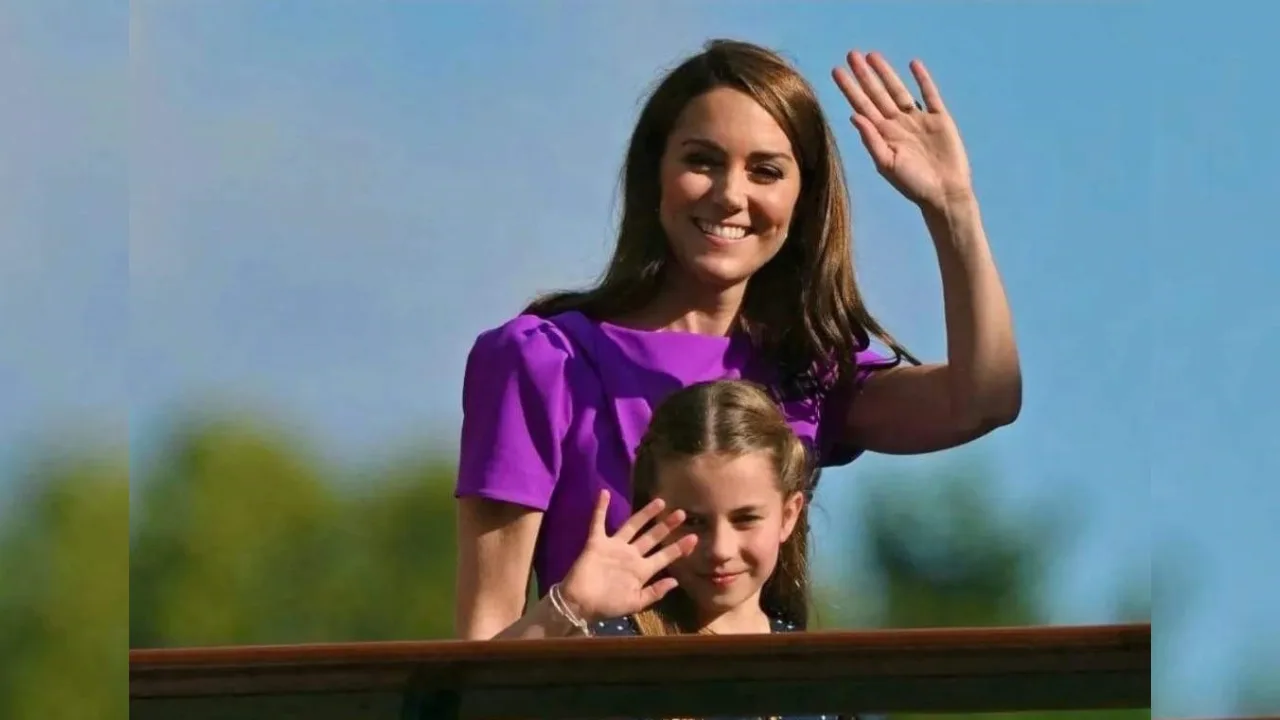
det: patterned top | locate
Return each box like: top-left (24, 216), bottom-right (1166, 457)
top-left (590, 615), bottom-right (849, 720)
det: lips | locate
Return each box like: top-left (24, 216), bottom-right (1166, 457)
top-left (701, 571), bottom-right (745, 588)
top-left (692, 217), bottom-right (753, 244)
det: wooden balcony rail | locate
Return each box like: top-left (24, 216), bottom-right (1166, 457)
top-left (130, 622), bottom-right (1150, 720)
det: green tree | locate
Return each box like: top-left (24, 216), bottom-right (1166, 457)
top-left (313, 451), bottom-right (459, 640)
top-left (130, 414), bottom-right (340, 647)
top-left (0, 451), bottom-right (128, 720)
top-left (130, 413), bottom-right (460, 647)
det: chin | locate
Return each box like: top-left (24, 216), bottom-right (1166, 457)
top-left (680, 256), bottom-right (758, 290)
top-left (690, 579), bottom-right (758, 610)
top-left (668, 236), bottom-right (776, 292)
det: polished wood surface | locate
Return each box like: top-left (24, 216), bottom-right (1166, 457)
top-left (131, 622), bottom-right (1150, 719)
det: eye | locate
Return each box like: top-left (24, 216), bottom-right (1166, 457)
top-left (732, 514), bottom-right (762, 527)
top-left (752, 165), bottom-right (784, 182)
top-left (683, 152), bottom-right (718, 170)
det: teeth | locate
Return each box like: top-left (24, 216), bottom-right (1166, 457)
top-left (695, 219), bottom-right (749, 240)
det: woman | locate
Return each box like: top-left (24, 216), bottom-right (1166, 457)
top-left (455, 39), bottom-right (1021, 639)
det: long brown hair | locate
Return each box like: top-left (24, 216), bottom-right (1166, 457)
top-left (526, 38), bottom-right (916, 399)
top-left (628, 380), bottom-right (813, 635)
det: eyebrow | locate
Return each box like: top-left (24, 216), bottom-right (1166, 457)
top-left (683, 505), bottom-right (764, 516)
top-left (680, 138), bottom-right (795, 165)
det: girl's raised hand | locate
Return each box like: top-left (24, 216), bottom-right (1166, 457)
top-left (557, 491), bottom-right (697, 623)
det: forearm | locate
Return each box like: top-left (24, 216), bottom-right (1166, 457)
top-left (491, 591), bottom-right (588, 640)
top-left (922, 193), bottom-right (1022, 426)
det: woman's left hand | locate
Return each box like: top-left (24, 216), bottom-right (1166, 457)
top-left (833, 51), bottom-right (973, 211)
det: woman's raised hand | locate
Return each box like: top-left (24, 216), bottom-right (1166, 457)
top-left (557, 491), bottom-right (698, 624)
top-left (833, 50), bottom-right (974, 211)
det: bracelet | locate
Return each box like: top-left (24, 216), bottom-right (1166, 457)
top-left (548, 583), bottom-right (591, 636)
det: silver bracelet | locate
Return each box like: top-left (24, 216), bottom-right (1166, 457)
top-left (548, 583), bottom-right (591, 636)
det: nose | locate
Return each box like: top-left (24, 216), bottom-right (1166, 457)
top-left (710, 166), bottom-right (748, 214)
top-left (703, 523), bottom-right (738, 565)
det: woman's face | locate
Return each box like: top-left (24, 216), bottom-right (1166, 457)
top-left (657, 87), bottom-right (802, 291)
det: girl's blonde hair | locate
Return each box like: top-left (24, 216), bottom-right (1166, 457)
top-left (629, 380), bottom-right (813, 635)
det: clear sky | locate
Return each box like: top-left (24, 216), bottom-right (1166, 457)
top-left (2, 1), bottom-right (1277, 716)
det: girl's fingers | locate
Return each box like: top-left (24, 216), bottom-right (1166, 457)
top-left (630, 508), bottom-right (685, 557)
top-left (613, 497), bottom-right (666, 542)
top-left (644, 534), bottom-right (698, 576)
top-left (638, 576), bottom-right (680, 607)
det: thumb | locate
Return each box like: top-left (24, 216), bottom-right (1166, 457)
top-left (589, 489), bottom-right (610, 538)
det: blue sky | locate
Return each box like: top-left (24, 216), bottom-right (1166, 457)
top-left (2, 1), bottom-right (1277, 716)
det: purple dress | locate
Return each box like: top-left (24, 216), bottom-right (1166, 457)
top-left (455, 311), bottom-right (885, 595)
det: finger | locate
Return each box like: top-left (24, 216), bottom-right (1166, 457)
top-left (638, 576), bottom-right (680, 608)
top-left (613, 497), bottom-right (666, 542)
top-left (589, 489), bottom-right (610, 538)
top-left (851, 114), bottom-right (893, 169)
top-left (831, 65), bottom-right (882, 122)
top-left (848, 50), bottom-right (898, 118)
top-left (645, 533), bottom-right (698, 576)
top-left (630, 508), bottom-right (685, 557)
top-left (910, 59), bottom-right (946, 113)
top-left (867, 52), bottom-right (919, 114)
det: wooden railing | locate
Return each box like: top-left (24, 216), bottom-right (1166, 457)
top-left (129, 622), bottom-right (1150, 719)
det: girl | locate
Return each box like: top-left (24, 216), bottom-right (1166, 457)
top-left (456, 39), bottom-right (1021, 639)
top-left (496, 380), bottom-right (811, 636)
top-left (494, 381), bottom-right (833, 719)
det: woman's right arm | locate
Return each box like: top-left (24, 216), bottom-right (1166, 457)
top-left (453, 317), bottom-right (575, 639)
top-left (454, 497), bottom-right (545, 639)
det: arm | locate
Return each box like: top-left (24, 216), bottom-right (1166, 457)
top-left (848, 194), bottom-right (1021, 454)
top-left (453, 317), bottom-right (575, 637)
top-left (455, 497), bottom-right (545, 639)
top-left (831, 51), bottom-right (1022, 455)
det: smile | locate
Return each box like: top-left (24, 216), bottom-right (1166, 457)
top-left (693, 218), bottom-right (752, 242)
top-left (701, 571), bottom-right (745, 588)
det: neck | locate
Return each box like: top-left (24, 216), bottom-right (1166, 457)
top-left (624, 271), bottom-right (747, 336)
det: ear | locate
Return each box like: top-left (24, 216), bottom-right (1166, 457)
top-left (778, 491), bottom-right (805, 542)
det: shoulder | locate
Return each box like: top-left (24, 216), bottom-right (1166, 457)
top-left (460, 314), bottom-right (593, 429)
top-left (590, 616), bottom-right (640, 637)
top-left (463, 313), bottom-right (602, 395)
top-left (468, 313), bottom-right (579, 369)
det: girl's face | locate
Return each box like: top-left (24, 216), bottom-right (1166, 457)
top-left (657, 87), bottom-right (802, 291)
top-left (654, 450), bottom-right (804, 622)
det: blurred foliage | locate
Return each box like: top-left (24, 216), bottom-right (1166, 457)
top-left (129, 415), bottom-right (458, 646)
top-left (0, 410), bottom-right (1265, 718)
top-left (820, 464), bottom-right (1148, 720)
top-left (0, 452), bottom-right (128, 720)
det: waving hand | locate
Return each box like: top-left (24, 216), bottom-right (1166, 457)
top-left (833, 51), bottom-right (974, 210)
top-left (558, 491), bottom-right (697, 623)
